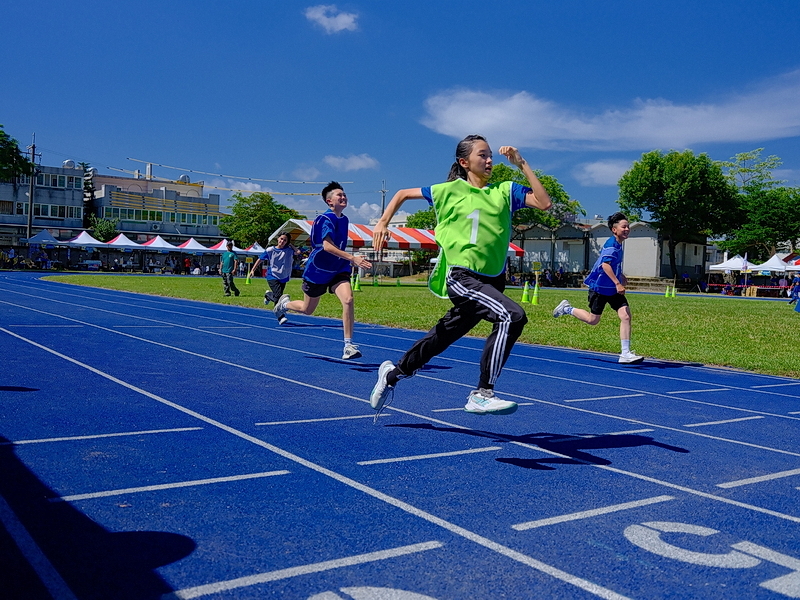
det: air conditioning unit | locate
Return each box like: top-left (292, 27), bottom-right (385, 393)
top-left (151, 223), bottom-right (161, 232)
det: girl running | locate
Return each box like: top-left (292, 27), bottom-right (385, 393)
top-left (370, 135), bottom-right (552, 415)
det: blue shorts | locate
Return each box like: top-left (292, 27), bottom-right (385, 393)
top-left (302, 272), bottom-right (351, 298)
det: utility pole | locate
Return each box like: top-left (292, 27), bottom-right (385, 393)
top-left (378, 179), bottom-right (387, 264)
top-left (26, 134), bottom-right (40, 242)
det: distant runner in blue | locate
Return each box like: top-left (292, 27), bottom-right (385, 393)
top-left (274, 181), bottom-right (372, 360)
top-left (553, 212), bottom-right (644, 364)
top-left (248, 233), bottom-right (300, 324)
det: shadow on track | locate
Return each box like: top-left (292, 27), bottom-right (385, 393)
top-left (0, 434), bottom-right (195, 599)
top-left (386, 424), bottom-right (688, 469)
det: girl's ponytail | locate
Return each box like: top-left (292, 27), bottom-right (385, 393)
top-left (447, 161), bottom-right (467, 182)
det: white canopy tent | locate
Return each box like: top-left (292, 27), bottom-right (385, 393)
top-left (177, 238), bottom-right (211, 253)
top-left (65, 231), bottom-right (106, 247)
top-left (708, 255), bottom-right (761, 272)
top-left (140, 235), bottom-right (179, 251)
top-left (751, 254), bottom-right (800, 272)
top-left (106, 233), bottom-right (143, 250)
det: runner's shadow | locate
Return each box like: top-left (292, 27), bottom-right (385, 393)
top-left (0, 434), bottom-right (195, 599)
top-left (0, 386), bottom-right (40, 392)
top-left (386, 424), bottom-right (688, 468)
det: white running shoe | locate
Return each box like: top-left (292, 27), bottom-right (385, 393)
top-left (553, 299), bottom-right (572, 318)
top-left (618, 351), bottom-right (644, 364)
top-left (370, 360), bottom-right (395, 411)
top-left (342, 344), bottom-right (362, 360)
top-left (274, 294), bottom-right (290, 324)
top-left (464, 389), bottom-right (518, 414)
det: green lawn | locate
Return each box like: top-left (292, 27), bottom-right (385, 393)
top-left (47, 274), bottom-right (800, 378)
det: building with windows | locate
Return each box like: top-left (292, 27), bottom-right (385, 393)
top-left (0, 162), bottom-right (85, 246)
top-left (0, 162), bottom-right (225, 246)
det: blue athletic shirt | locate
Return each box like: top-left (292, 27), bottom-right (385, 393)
top-left (303, 210), bottom-right (351, 284)
top-left (259, 246), bottom-right (294, 283)
top-left (421, 181), bottom-right (530, 276)
top-left (584, 237), bottom-right (623, 295)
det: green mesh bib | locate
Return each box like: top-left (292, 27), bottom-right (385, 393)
top-left (428, 179), bottom-right (513, 297)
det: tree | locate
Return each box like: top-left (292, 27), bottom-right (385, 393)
top-left (719, 148), bottom-right (784, 194)
top-left (716, 149), bottom-right (800, 258)
top-left (219, 192), bottom-right (305, 247)
top-left (88, 213), bottom-right (119, 242)
top-left (488, 163), bottom-right (585, 233)
top-left (0, 125), bottom-right (34, 185)
top-left (617, 149), bottom-right (740, 277)
top-left (405, 207), bottom-right (437, 230)
top-left (717, 187), bottom-right (800, 258)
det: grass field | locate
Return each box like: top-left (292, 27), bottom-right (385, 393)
top-left (47, 274), bottom-right (800, 379)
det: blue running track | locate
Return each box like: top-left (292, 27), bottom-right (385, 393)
top-left (1, 271), bottom-right (799, 599)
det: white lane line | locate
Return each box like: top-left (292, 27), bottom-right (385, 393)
top-left (52, 470), bottom-right (290, 502)
top-left (0, 494), bottom-right (78, 600)
top-left (683, 416), bottom-right (765, 428)
top-left (431, 407), bottom-right (466, 412)
top-left (751, 382), bottom-right (800, 389)
top-left (666, 388), bottom-right (730, 394)
top-left (3, 304), bottom-right (799, 464)
top-left (8, 324), bottom-right (83, 327)
top-left (12, 282), bottom-right (800, 408)
top-left (0, 427), bottom-right (203, 446)
top-left (564, 394), bottom-right (644, 403)
top-left (717, 467), bottom-right (800, 489)
top-left (164, 541), bottom-right (444, 600)
top-left (512, 495), bottom-right (676, 531)
top-left (604, 429), bottom-right (655, 436)
top-left (256, 414), bottom-right (388, 425)
top-left (790, 411), bottom-right (800, 415)
top-left (9, 284), bottom-right (800, 416)
top-left (4, 328), bottom-right (630, 600)
top-left (113, 325), bottom-right (175, 328)
top-left (197, 326), bottom-right (253, 329)
top-left (358, 446), bottom-right (502, 466)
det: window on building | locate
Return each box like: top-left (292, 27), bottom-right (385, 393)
top-left (36, 173), bottom-right (44, 186)
top-left (201, 215), bottom-right (208, 225)
top-left (16, 202), bottom-right (24, 215)
top-left (180, 213), bottom-right (187, 223)
top-left (190, 214), bottom-right (197, 224)
top-left (50, 205), bottom-right (66, 218)
top-left (0, 201), bottom-right (13, 215)
top-left (134, 209), bottom-right (142, 221)
top-left (57, 175), bottom-right (66, 188)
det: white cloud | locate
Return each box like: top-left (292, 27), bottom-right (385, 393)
top-left (304, 5), bottom-right (358, 34)
top-left (421, 70), bottom-right (800, 151)
top-left (573, 159), bottom-right (631, 186)
top-left (354, 202), bottom-right (381, 223)
top-left (292, 166), bottom-right (321, 182)
top-left (323, 153), bottom-right (380, 171)
top-left (773, 168), bottom-right (800, 184)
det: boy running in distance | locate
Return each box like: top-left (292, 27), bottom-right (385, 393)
top-left (249, 233), bottom-right (300, 324)
top-left (370, 134), bottom-right (552, 416)
top-left (553, 212), bottom-right (643, 364)
top-left (274, 182), bottom-right (372, 359)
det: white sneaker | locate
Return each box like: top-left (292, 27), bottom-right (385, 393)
top-left (619, 351), bottom-right (644, 364)
top-left (342, 344), bottom-right (362, 360)
top-left (553, 299), bottom-right (572, 318)
top-left (274, 294), bottom-right (290, 324)
top-left (464, 389), bottom-right (518, 414)
top-left (370, 360), bottom-right (395, 411)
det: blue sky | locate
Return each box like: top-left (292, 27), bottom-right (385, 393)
top-left (4, 1), bottom-right (800, 224)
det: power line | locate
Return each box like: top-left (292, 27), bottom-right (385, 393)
top-left (126, 157), bottom-right (353, 185)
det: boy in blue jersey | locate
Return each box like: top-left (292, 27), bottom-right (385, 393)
top-left (275, 182), bottom-right (372, 359)
top-left (248, 232), bottom-right (300, 324)
top-left (553, 212), bottom-right (643, 364)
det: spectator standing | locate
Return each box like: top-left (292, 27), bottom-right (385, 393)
top-left (219, 241), bottom-right (240, 297)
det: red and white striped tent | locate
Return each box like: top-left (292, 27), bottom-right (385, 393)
top-left (269, 219), bottom-right (524, 257)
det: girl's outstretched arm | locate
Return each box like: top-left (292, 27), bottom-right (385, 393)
top-left (373, 188), bottom-right (424, 250)
top-left (498, 146), bottom-right (552, 211)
